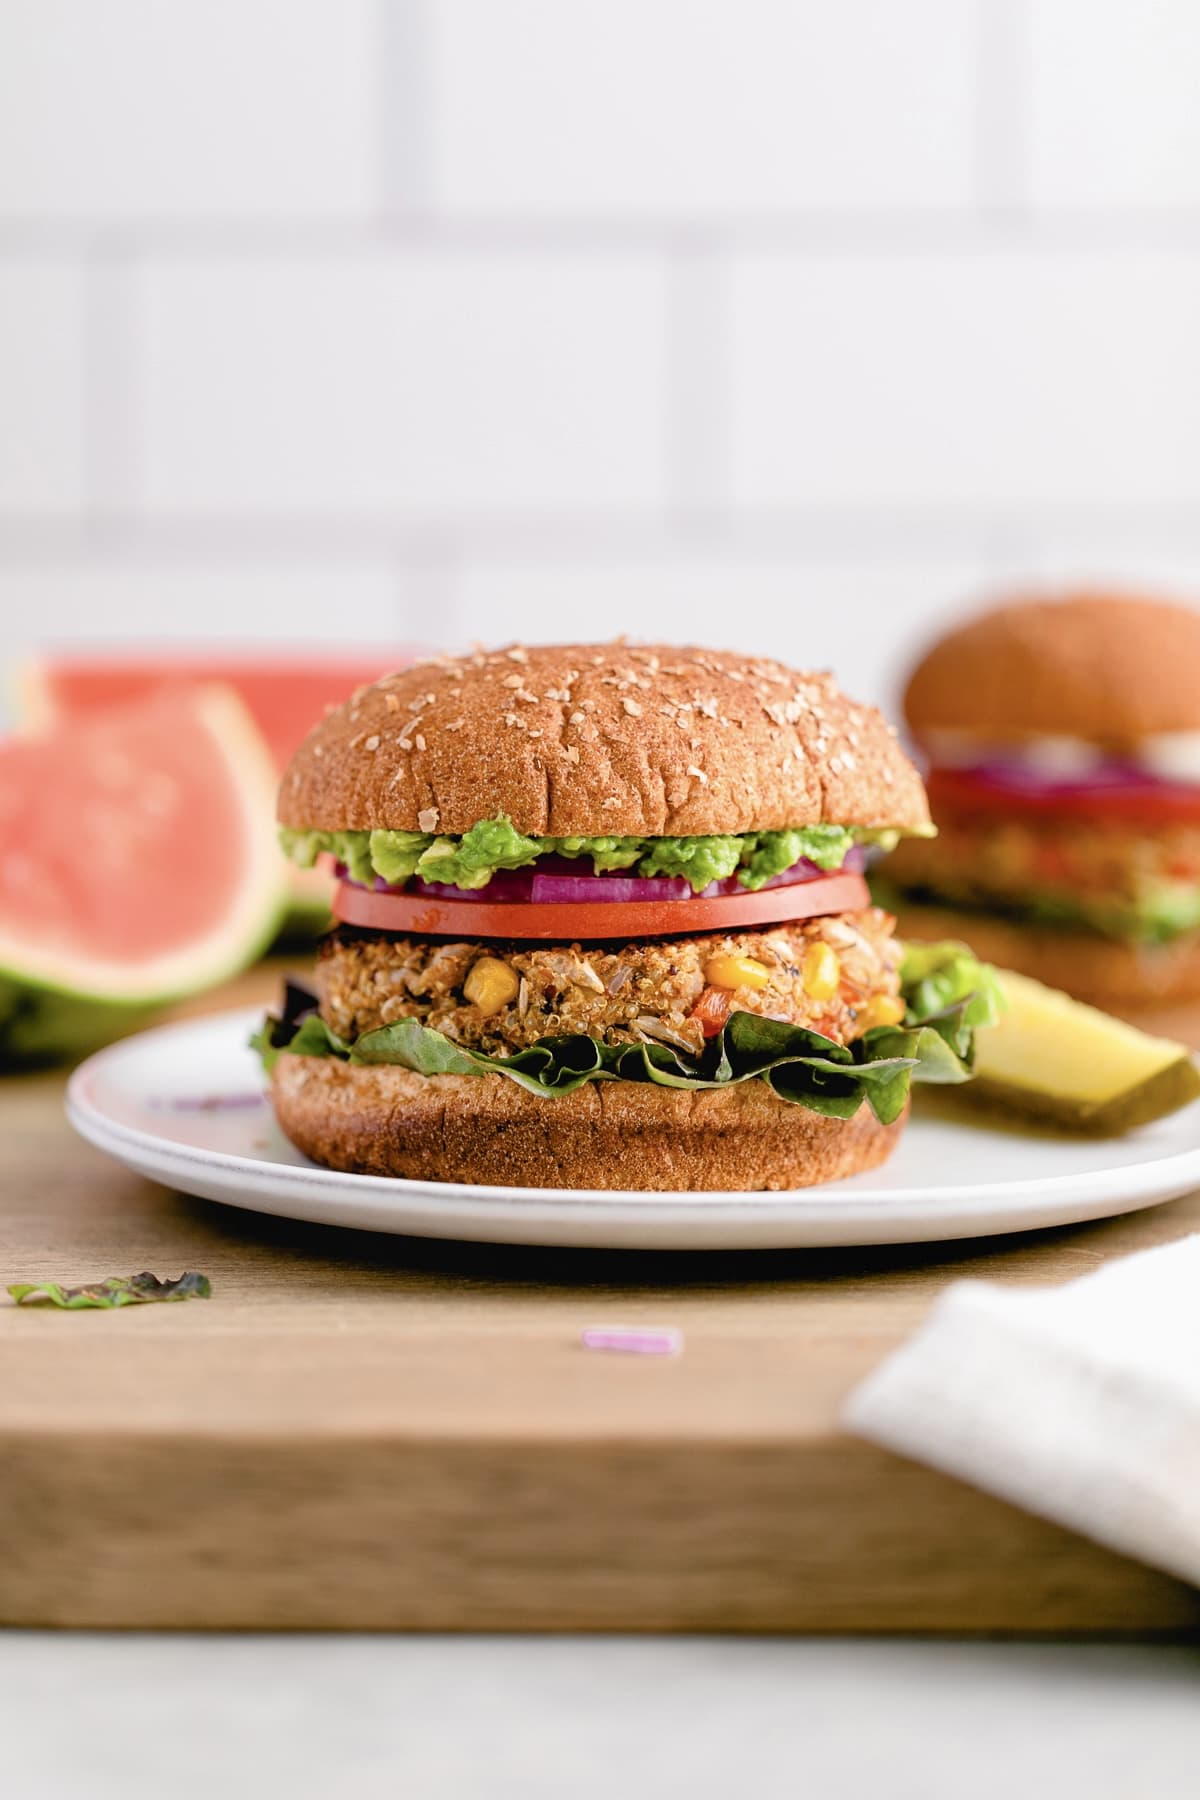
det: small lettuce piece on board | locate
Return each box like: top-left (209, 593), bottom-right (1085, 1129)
top-left (967, 968), bottom-right (1200, 1133)
top-left (8, 1271), bottom-right (212, 1308)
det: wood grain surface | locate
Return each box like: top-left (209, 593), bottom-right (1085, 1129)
top-left (3, 961), bottom-right (1199, 1633)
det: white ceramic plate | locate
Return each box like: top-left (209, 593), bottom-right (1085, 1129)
top-left (66, 1006), bottom-right (1200, 1251)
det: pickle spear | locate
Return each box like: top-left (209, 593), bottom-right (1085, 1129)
top-left (968, 968), bottom-right (1200, 1133)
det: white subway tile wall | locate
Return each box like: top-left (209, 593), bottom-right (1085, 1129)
top-left (426, 0), bottom-right (979, 217)
top-left (0, 0), bottom-right (378, 220)
top-left (1030, 0), bottom-right (1200, 211)
top-left (137, 254), bottom-right (669, 515)
top-left (0, 262), bottom-right (87, 513)
top-left (451, 558), bottom-right (995, 717)
top-left (728, 250), bottom-right (1200, 508)
top-left (0, 0), bottom-right (1198, 712)
top-left (0, 563), bottom-right (410, 650)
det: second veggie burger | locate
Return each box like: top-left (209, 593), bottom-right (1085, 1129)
top-left (883, 593), bottom-right (1200, 1009)
top-left (257, 643), bottom-right (996, 1190)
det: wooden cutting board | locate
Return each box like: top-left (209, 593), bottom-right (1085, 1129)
top-left (3, 961), bottom-right (1199, 1634)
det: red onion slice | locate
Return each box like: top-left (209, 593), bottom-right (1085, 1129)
top-left (530, 871), bottom-right (692, 903)
top-left (414, 869), bottom-right (535, 902)
top-left (952, 761), bottom-right (1192, 801)
top-left (345, 847), bottom-right (862, 903)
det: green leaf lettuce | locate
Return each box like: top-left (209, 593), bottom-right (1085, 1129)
top-left (254, 941), bottom-right (1001, 1127)
top-left (8, 1271), bottom-right (212, 1309)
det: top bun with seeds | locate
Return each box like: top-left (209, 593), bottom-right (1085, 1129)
top-left (278, 641), bottom-right (929, 838)
top-left (904, 592), bottom-right (1200, 747)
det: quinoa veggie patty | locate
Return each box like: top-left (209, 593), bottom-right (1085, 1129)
top-left (317, 908), bottom-right (903, 1060)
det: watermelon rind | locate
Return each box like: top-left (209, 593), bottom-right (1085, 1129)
top-left (0, 977), bottom-right (159, 1064)
top-left (276, 861), bottom-right (334, 942)
top-left (0, 685), bottom-right (287, 1061)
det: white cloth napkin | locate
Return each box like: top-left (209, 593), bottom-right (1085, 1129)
top-left (843, 1234), bottom-right (1200, 1587)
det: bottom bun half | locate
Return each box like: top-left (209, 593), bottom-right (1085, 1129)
top-left (893, 899), bottom-right (1200, 1011)
top-left (271, 1054), bottom-right (906, 1192)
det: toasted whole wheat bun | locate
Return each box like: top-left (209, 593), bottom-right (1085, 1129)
top-left (892, 898), bottom-right (1200, 1009)
top-left (904, 592), bottom-right (1200, 747)
top-left (278, 641), bottom-right (928, 839)
top-left (271, 1053), bottom-right (906, 1191)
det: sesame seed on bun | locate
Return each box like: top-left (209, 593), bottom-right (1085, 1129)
top-left (279, 641), bottom-right (929, 838)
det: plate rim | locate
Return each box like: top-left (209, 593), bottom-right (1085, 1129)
top-left (65, 1004), bottom-right (1200, 1222)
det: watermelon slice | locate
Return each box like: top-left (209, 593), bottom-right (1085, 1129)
top-left (16, 653), bottom-right (408, 766)
top-left (15, 652), bottom-right (412, 936)
top-left (0, 685), bottom-right (286, 1061)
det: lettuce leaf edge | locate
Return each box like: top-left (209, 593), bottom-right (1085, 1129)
top-left (253, 941), bottom-right (1001, 1127)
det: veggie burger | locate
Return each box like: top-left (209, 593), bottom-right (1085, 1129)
top-left (882, 592), bottom-right (1200, 1008)
top-left (256, 642), bottom-right (996, 1190)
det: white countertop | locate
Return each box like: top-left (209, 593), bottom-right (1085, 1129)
top-left (8, 1636), bottom-right (1198, 1797)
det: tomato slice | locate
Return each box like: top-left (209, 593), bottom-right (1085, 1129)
top-left (928, 766), bottom-right (1200, 825)
top-left (332, 869), bottom-right (872, 941)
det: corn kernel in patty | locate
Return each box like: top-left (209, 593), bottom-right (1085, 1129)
top-left (802, 941), bottom-right (840, 1001)
top-left (703, 953), bottom-right (771, 992)
top-left (464, 956), bottom-right (519, 1016)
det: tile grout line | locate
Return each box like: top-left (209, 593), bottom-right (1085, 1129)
top-left (13, 216), bottom-right (1200, 259)
top-left (663, 241), bottom-right (729, 528)
top-left (7, 507), bottom-right (1200, 571)
top-left (376, 0), bottom-right (433, 223)
top-left (81, 237), bottom-right (139, 527)
top-left (974, 0), bottom-right (1032, 225)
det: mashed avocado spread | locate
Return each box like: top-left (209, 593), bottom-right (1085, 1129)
top-left (280, 816), bottom-right (909, 895)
